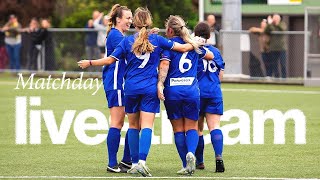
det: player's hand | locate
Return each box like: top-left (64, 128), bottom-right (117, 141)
top-left (267, 15), bottom-right (273, 24)
top-left (194, 36), bottom-right (206, 46)
top-left (77, 60), bottom-right (90, 69)
top-left (157, 82), bottom-right (165, 101)
top-left (149, 27), bottom-right (160, 34)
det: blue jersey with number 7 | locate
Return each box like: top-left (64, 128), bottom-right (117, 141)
top-left (110, 33), bottom-right (174, 95)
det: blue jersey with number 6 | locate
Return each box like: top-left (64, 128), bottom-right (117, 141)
top-left (161, 37), bottom-right (207, 100)
top-left (110, 33), bottom-right (174, 95)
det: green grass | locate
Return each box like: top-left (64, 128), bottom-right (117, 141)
top-left (1, 73), bottom-right (320, 179)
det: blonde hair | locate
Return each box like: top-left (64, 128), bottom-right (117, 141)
top-left (106, 4), bottom-right (130, 35)
top-left (131, 7), bottom-right (155, 55)
top-left (165, 15), bottom-right (201, 53)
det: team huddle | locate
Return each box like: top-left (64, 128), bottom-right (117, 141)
top-left (78, 4), bottom-right (225, 177)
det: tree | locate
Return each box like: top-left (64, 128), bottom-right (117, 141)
top-left (55, 0), bottom-right (198, 29)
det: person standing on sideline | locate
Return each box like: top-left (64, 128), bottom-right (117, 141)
top-left (193, 21), bottom-right (225, 173)
top-left (102, 4), bottom-right (133, 173)
top-left (265, 14), bottom-right (287, 78)
top-left (94, 12), bottom-right (109, 58)
top-left (157, 16), bottom-right (214, 175)
top-left (206, 14), bottom-right (220, 49)
top-left (85, 19), bottom-right (99, 60)
top-left (249, 19), bottom-right (271, 77)
top-left (77, 7), bottom-right (201, 177)
top-left (2, 14), bottom-right (22, 70)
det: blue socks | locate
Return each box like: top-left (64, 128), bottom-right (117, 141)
top-left (122, 131), bottom-right (131, 163)
top-left (195, 135), bottom-right (204, 164)
top-left (139, 128), bottom-right (152, 161)
top-left (186, 129), bottom-right (199, 154)
top-left (128, 128), bottom-right (153, 163)
top-left (174, 132), bottom-right (188, 167)
top-left (128, 128), bottom-right (140, 164)
top-left (107, 127), bottom-right (121, 167)
top-left (210, 129), bottom-right (223, 158)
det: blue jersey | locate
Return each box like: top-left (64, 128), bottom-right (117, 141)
top-left (110, 34), bottom-right (174, 95)
top-left (161, 37), bottom-right (206, 100)
top-left (197, 45), bottom-right (225, 99)
top-left (102, 28), bottom-right (126, 91)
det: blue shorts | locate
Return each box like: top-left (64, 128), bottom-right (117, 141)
top-left (199, 98), bottom-right (223, 116)
top-left (124, 93), bottom-right (160, 113)
top-left (105, 90), bottom-right (124, 108)
top-left (164, 98), bottom-right (200, 121)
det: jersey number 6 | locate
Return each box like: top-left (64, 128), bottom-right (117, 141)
top-left (179, 52), bottom-right (192, 73)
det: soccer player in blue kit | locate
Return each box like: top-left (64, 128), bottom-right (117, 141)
top-left (157, 16), bottom-right (214, 175)
top-left (102, 4), bottom-right (133, 173)
top-left (194, 22), bottom-right (225, 173)
top-left (78, 7), bottom-right (203, 177)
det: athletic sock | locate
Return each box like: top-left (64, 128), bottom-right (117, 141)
top-left (107, 127), bottom-right (120, 167)
top-left (128, 128), bottom-right (140, 164)
top-left (121, 131), bottom-right (131, 163)
top-left (186, 129), bottom-right (199, 155)
top-left (139, 128), bottom-right (152, 161)
top-left (174, 132), bottom-right (188, 168)
top-left (195, 135), bottom-right (204, 164)
top-left (210, 129), bottom-right (223, 158)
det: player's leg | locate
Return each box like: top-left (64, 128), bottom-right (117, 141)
top-left (125, 94), bottom-right (141, 174)
top-left (107, 106), bottom-right (125, 172)
top-left (134, 92), bottom-right (159, 177)
top-left (206, 100), bottom-right (225, 172)
top-left (164, 99), bottom-right (188, 174)
top-left (195, 98), bottom-right (207, 170)
top-left (170, 118), bottom-right (188, 174)
top-left (183, 98), bottom-right (200, 175)
top-left (195, 115), bottom-right (205, 170)
top-left (105, 90), bottom-right (126, 173)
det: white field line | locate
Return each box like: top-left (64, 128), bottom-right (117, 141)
top-left (0, 176), bottom-right (319, 180)
top-left (221, 88), bottom-right (320, 94)
top-left (1, 80), bottom-right (320, 95)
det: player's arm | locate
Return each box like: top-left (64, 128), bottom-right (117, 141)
top-left (219, 70), bottom-right (224, 81)
top-left (201, 47), bottom-right (214, 60)
top-left (172, 42), bottom-right (194, 52)
top-left (77, 56), bottom-right (116, 69)
top-left (158, 53), bottom-right (170, 101)
top-left (157, 35), bottom-right (195, 53)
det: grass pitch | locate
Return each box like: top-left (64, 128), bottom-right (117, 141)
top-left (0, 72), bottom-right (320, 179)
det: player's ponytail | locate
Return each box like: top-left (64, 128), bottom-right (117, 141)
top-left (132, 7), bottom-right (155, 55)
top-left (165, 15), bottom-right (201, 53)
top-left (106, 4), bottom-right (130, 35)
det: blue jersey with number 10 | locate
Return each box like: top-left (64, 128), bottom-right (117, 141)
top-left (110, 33), bottom-right (174, 95)
top-left (102, 28), bottom-right (126, 91)
top-left (161, 37), bottom-right (207, 100)
top-left (197, 45), bottom-right (225, 99)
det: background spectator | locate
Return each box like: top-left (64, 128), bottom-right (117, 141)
top-left (0, 28), bottom-right (9, 69)
top-left (249, 19), bottom-right (271, 77)
top-left (85, 19), bottom-right (99, 60)
top-left (40, 19), bottom-right (56, 71)
top-left (2, 14), bottom-right (22, 70)
top-left (27, 18), bottom-right (41, 70)
top-left (206, 14), bottom-right (221, 49)
top-left (94, 13), bottom-right (109, 58)
top-left (265, 14), bottom-right (287, 78)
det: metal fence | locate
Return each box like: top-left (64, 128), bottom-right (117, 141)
top-left (220, 30), bottom-right (305, 81)
top-left (304, 7), bottom-right (320, 86)
top-left (0, 27), bottom-right (317, 84)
